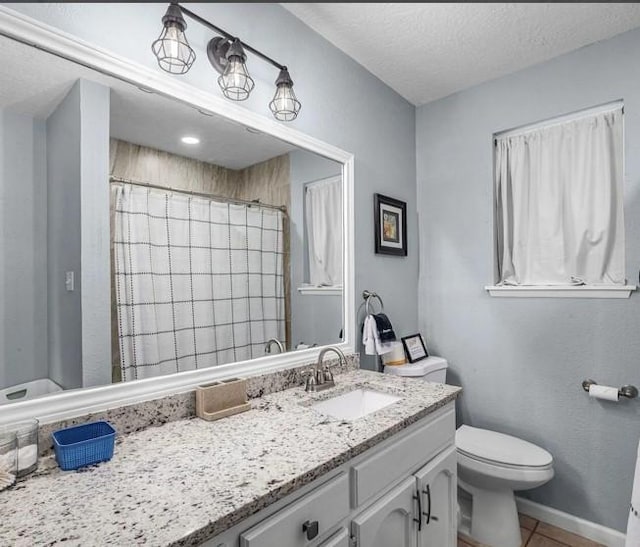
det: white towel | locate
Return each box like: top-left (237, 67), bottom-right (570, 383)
top-left (362, 315), bottom-right (395, 355)
top-left (626, 439), bottom-right (640, 546)
top-left (362, 315), bottom-right (376, 355)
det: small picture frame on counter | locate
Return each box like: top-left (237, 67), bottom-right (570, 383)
top-left (401, 334), bottom-right (429, 363)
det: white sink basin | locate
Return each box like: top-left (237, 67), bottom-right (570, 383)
top-left (311, 389), bottom-right (401, 421)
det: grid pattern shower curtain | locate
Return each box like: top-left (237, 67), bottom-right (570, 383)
top-left (113, 184), bottom-right (285, 381)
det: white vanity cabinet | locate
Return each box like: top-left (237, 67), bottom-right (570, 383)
top-left (350, 446), bottom-right (457, 547)
top-left (415, 447), bottom-right (457, 547)
top-left (351, 476), bottom-right (418, 547)
top-left (203, 403), bottom-right (456, 547)
top-left (239, 473), bottom-right (350, 547)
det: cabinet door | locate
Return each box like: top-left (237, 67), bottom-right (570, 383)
top-left (415, 446), bottom-right (457, 547)
top-left (351, 476), bottom-right (418, 547)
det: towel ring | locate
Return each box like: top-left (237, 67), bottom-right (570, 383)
top-left (362, 290), bottom-right (384, 315)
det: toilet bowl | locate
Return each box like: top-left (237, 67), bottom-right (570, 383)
top-left (383, 357), bottom-right (554, 547)
top-left (456, 425), bottom-right (554, 547)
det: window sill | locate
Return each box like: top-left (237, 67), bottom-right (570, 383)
top-left (485, 285), bottom-right (636, 299)
top-left (297, 285), bottom-right (343, 296)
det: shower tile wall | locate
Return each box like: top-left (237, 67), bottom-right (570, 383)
top-left (109, 139), bottom-right (290, 207)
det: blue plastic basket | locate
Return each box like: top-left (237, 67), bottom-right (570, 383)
top-left (52, 421), bottom-right (116, 471)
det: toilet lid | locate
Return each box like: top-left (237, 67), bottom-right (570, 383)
top-left (456, 425), bottom-right (553, 468)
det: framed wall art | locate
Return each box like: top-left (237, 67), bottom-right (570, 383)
top-left (374, 193), bottom-right (407, 256)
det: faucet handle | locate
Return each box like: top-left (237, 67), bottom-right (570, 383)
top-left (303, 368), bottom-right (317, 391)
top-left (323, 365), bottom-right (334, 383)
top-left (307, 375), bottom-right (317, 389)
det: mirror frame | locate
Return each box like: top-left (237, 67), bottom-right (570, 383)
top-left (0, 6), bottom-right (355, 423)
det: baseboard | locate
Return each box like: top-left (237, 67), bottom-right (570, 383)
top-left (516, 497), bottom-right (626, 547)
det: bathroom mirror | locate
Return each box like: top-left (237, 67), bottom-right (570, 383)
top-left (0, 20), bottom-right (353, 417)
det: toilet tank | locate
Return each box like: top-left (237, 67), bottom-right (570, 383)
top-left (384, 356), bottom-right (448, 383)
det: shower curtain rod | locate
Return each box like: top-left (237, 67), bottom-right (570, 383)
top-left (109, 175), bottom-right (288, 213)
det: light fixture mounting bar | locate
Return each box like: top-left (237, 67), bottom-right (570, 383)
top-left (178, 4), bottom-right (285, 71)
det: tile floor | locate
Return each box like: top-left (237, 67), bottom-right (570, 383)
top-left (458, 514), bottom-right (605, 547)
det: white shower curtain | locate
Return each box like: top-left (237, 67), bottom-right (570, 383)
top-left (495, 107), bottom-right (624, 286)
top-left (113, 185), bottom-right (285, 381)
top-left (305, 176), bottom-right (343, 286)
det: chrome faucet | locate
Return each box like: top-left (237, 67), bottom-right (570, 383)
top-left (265, 338), bottom-right (285, 354)
top-left (304, 346), bottom-right (346, 392)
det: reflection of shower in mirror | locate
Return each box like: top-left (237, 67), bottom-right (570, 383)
top-left (0, 33), bottom-right (344, 405)
top-left (0, 379), bottom-right (63, 406)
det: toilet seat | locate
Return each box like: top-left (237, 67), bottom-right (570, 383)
top-left (457, 448), bottom-right (554, 471)
top-left (456, 425), bottom-right (553, 468)
top-left (456, 426), bottom-right (554, 493)
top-left (457, 449), bottom-right (554, 492)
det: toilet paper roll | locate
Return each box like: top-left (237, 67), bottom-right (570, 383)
top-left (589, 384), bottom-right (619, 401)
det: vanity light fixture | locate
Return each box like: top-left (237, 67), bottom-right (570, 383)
top-left (181, 136), bottom-right (200, 145)
top-left (151, 3), bottom-right (196, 74)
top-left (152, 2), bottom-right (301, 121)
top-left (269, 68), bottom-right (301, 122)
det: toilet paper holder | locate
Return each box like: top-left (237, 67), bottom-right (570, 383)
top-left (582, 379), bottom-right (638, 399)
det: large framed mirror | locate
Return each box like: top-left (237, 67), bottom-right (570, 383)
top-left (0, 7), bottom-right (354, 422)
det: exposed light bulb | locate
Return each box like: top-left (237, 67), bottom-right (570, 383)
top-left (269, 68), bottom-right (301, 122)
top-left (217, 39), bottom-right (255, 101)
top-left (151, 4), bottom-right (196, 74)
top-left (165, 25), bottom-right (181, 60)
top-left (181, 136), bottom-right (200, 145)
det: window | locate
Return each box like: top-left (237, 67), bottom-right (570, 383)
top-left (304, 176), bottom-right (343, 288)
top-left (488, 102), bottom-right (633, 298)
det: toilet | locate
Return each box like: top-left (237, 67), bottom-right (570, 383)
top-left (456, 425), bottom-right (553, 547)
top-left (384, 357), bottom-right (554, 547)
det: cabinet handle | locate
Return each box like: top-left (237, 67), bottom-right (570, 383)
top-left (422, 484), bottom-right (431, 525)
top-left (302, 520), bottom-right (319, 541)
top-left (413, 489), bottom-right (423, 532)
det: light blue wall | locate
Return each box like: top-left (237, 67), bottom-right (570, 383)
top-left (289, 149), bottom-right (342, 348)
top-left (0, 110), bottom-right (47, 389)
top-left (7, 3), bottom-right (419, 370)
top-left (46, 82), bottom-right (83, 389)
top-left (416, 28), bottom-right (640, 531)
top-left (79, 80), bottom-right (111, 387)
top-left (46, 79), bottom-right (111, 389)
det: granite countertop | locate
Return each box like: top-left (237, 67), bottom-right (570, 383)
top-left (0, 370), bottom-right (460, 546)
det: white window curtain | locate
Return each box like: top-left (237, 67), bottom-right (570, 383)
top-left (305, 176), bottom-right (343, 286)
top-left (495, 106), bottom-right (624, 286)
top-left (113, 184), bottom-right (285, 381)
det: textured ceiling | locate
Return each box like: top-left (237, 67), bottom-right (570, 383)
top-left (0, 36), bottom-right (296, 169)
top-left (282, 3), bottom-right (640, 105)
